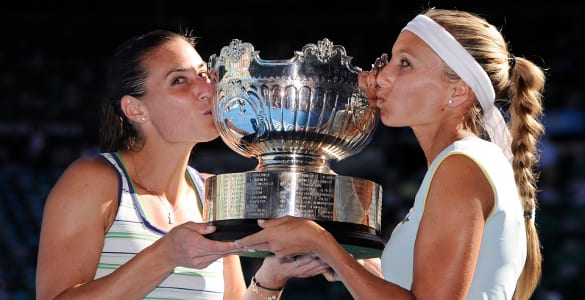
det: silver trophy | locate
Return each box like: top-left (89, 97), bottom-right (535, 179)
top-left (204, 38), bottom-right (384, 258)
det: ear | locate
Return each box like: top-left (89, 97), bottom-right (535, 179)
top-left (120, 95), bottom-right (148, 123)
top-left (449, 81), bottom-right (474, 107)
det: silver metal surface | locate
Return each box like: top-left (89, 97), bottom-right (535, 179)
top-left (205, 39), bottom-right (384, 257)
top-left (205, 171), bottom-right (382, 229)
top-left (208, 38), bottom-right (379, 173)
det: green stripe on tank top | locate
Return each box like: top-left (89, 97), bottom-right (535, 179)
top-left (105, 231), bottom-right (159, 241)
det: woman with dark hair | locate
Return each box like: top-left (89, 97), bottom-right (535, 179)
top-left (36, 29), bottom-right (327, 300)
top-left (237, 8), bottom-right (545, 300)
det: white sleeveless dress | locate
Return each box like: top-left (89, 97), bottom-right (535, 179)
top-left (381, 137), bottom-right (526, 299)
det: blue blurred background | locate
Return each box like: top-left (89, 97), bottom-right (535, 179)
top-left (1, 0), bottom-right (583, 299)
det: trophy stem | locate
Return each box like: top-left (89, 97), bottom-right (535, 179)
top-left (256, 153), bottom-right (335, 174)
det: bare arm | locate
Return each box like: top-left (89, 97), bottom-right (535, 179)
top-left (361, 258), bottom-right (383, 278)
top-left (36, 157), bottom-right (240, 299)
top-left (240, 254), bottom-right (330, 300)
top-left (235, 155), bottom-right (493, 299)
top-left (223, 255), bottom-right (246, 299)
top-left (234, 217), bottom-right (412, 299)
top-left (411, 154), bottom-right (493, 299)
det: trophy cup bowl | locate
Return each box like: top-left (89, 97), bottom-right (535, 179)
top-left (204, 38), bottom-right (384, 259)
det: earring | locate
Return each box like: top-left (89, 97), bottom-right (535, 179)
top-left (140, 117), bottom-right (146, 121)
top-left (448, 99), bottom-right (453, 105)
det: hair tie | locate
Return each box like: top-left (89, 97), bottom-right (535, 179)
top-left (508, 54), bottom-right (516, 73)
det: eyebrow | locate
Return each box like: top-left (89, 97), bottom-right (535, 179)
top-left (165, 68), bottom-right (186, 78)
top-left (165, 63), bottom-right (206, 78)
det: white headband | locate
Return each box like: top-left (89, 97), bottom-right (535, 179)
top-left (403, 15), bottom-right (513, 161)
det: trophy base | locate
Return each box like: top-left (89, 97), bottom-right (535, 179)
top-left (204, 171), bottom-right (385, 259)
top-left (206, 219), bottom-right (384, 259)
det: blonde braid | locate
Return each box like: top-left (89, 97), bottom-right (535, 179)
top-left (509, 56), bottom-right (545, 300)
top-left (424, 9), bottom-right (546, 299)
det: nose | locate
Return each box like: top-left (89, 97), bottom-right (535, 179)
top-left (197, 79), bottom-right (214, 102)
top-left (375, 63), bottom-right (393, 89)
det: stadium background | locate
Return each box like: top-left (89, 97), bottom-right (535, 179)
top-left (1, 0), bottom-right (583, 299)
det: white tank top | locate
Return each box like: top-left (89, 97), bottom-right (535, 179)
top-left (381, 137), bottom-right (526, 299)
top-left (94, 152), bottom-right (224, 299)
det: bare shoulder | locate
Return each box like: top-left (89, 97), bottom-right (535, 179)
top-left (434, 154), bottom-right (489, 189)
top-left (429, 153), bottom-right (494, 217)
top-left (44, 154), bottom-right (120, 227)
top-left (55, 155), bottom-right (119, 192)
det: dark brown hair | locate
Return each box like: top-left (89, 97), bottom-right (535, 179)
top-left (99, 29), bottom-right (197, 152)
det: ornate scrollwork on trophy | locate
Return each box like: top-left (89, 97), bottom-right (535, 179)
top-left (309, 38), bottom-right (336, 63)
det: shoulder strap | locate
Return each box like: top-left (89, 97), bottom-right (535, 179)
top-left (98, 152), bottom-right (133, 194)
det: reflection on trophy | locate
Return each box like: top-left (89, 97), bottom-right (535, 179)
top-left (204, 38), bottom-right (384, 259)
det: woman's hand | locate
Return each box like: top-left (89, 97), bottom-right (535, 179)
top-left (253, 254), bottom-right (330, 290)
top-left (235, 216), bottom-right (330, 258)
top-left (157, 221), bottom-right (241, 269)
